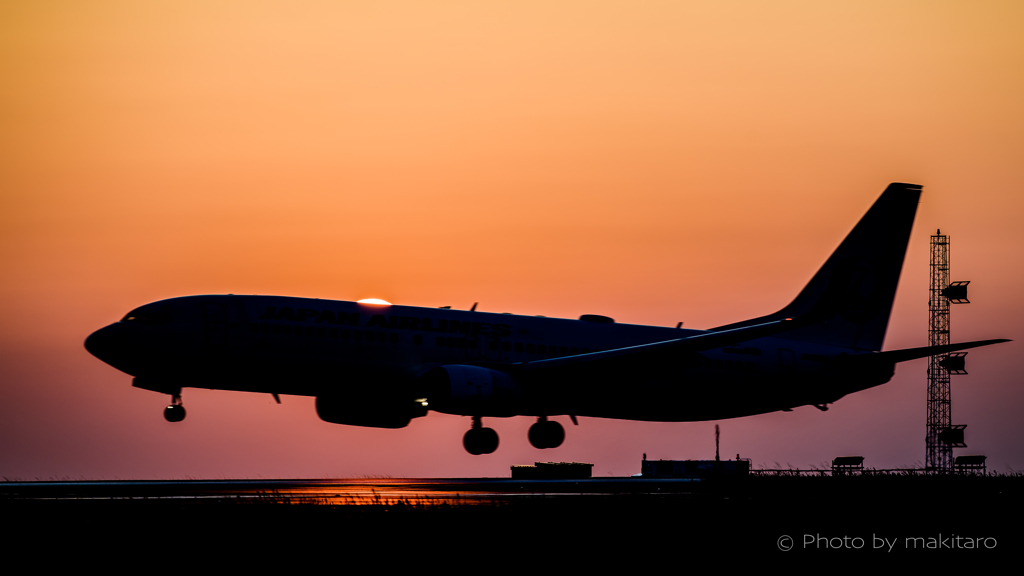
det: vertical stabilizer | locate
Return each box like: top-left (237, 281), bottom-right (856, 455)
top-left (713, 183), bottom-right (921, 351)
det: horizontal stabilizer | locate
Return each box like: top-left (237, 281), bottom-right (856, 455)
top-left (516, 318), bottom-right (799, 372)
top-left (847, 339), bottom-right (1010, 365)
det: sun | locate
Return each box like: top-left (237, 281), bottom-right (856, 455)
top-left (356, 298), bottom-right (392, 305)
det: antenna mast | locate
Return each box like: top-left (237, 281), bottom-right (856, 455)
top-left (927, 229), bottom-right (970, 471)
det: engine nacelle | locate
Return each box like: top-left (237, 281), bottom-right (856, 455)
top-left (422, 365), bottom-right (523, 416)
top-left (315, 395), bottom-right (427, 429)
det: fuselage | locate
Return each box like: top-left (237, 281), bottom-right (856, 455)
top-left (85, 294), bottom-right (894, 423)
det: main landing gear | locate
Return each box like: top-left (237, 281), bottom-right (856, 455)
top-left (528, 416), bottom-right (564, 449)
top-left (462, 416), bottom-right (573, 455)
top-left (164, 393), bottom-right (186, 422)
top-left (463, 416), bottom-right (499, 455)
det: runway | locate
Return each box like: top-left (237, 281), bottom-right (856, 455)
top-left (0, 477), bottom-right (701, 505)
top-left (2, 474), bottom-right (1019, 560)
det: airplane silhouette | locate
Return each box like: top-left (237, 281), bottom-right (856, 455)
top-left (85, 183), bottom-right (1007, 454)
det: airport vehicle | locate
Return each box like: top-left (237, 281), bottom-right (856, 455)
top-left (85, 183), bottom-right (1007, 454)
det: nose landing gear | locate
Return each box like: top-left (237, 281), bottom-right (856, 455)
top-left (528, 416), bottom-right (564, 449)
top-left (463, 416), bottom-right (499, 455)
top-left (164, 393), bottom-right (186, 422)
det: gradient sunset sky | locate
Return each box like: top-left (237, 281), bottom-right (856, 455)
top-left (2, 1), bottom-right (1023, 479)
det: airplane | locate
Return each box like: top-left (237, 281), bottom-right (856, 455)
top-left (85, 183), bottom-right (1008, 454)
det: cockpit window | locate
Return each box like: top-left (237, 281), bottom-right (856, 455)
top-left (121, 306), bottom-right (172, 325)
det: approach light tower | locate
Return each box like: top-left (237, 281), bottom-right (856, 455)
top-left (927, 230), bottom-right (971, 471)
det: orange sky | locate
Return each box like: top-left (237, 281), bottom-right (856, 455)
top-left (2, 1), bottom-right (1023, 478)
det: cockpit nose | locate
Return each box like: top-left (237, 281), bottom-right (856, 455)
top-left (86, 301), bottom-right (179, 374)
top-left (84, 324), bottom-right (123, 367)
top-left (85, 322), bottom-right (153, 377)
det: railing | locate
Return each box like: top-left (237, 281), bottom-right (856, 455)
top-left (748, 467), bottom-right (979, 477)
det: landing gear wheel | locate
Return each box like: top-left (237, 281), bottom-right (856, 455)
top-left (164, 404), bottom-right (186, 422)
top-left (164, 392), bottom-right (185, 422)
top-left (463, 427), bottom-right (499, 455)
top-left (528, 421), bottom-right (546, 448)
top-left (528, 418), bottom-right (565, 449)
top-left (463, 416), bottom-right (499, 455)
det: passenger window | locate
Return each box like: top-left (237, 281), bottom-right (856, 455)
top-left (501, 342), bottom-right (511, 352)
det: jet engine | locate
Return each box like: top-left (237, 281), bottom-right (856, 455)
top-left (421, 364), bottom-right (523, 416)
top-left (315, 395), bottom-right (427, 429)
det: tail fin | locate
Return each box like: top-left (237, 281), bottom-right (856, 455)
top-left (713, 183), bottom-right (922, 351)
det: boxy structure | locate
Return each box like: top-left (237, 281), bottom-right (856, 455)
top-left (511, 462), bottom-right (594, 479)
top-left (640, 459), bottom-right (750, 478)
top-left (831, 456), bottom-right (865, 476)
top-left (953, 455), bottom-right (987, 475)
